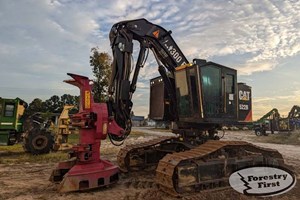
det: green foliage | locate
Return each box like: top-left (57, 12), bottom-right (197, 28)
top-left (61, 94), bottom-right (79, 106)
top-left (44, 95), bottom-right (62, 113)
top-left (90, 47), bottom-right (112, 103)
top-left (24, 98), bottom-right (45, 117)
top-left (25, 94), bottom-right (79, 116)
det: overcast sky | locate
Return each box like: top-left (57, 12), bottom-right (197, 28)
top-left (0, 0), bottom-right (299, 119)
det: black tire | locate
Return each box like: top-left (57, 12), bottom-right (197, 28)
top-left (24, 128), bottom-right (54, 155)
top-left (255, 129), bottom-right (262, 136)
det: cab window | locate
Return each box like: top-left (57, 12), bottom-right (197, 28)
top-left (175, 70), bottom-right (190, 116)
top-left (188, 68), bottom-right (199, 116)
top-left (226, 74), bottom-right (234, 93)
top-left (201, 65), bottom-right (222, 116)
top-left (4, 104), bottom-right (15, 117)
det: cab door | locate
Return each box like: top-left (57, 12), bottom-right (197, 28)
top-left (200, 65), bottom-right (223, 118)
top-left (224, 73), bottom-right (236, 118)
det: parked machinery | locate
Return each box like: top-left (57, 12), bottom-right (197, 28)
top-left (0, 97), bottom-right (27, 145)
top-left (23, 105), bottom-right (76, 154)
top-left (288, 105), bottom-right (300, 130)
top-left (0, 97), bottom-right (55, 154)
top-left (52, 105), bottom-right (76, 151)
top-left (0, 97), bottom-right (76, 154)
top-left (50, 18), bottom-right (287, 196)
top-left (254, 105), bottom-right (300, 136)
top-left (254, 108), bottom-right (281, 136)
top-left (22, 113), bottom-right (55, 154)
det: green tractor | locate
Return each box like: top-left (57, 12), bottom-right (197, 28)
top-left (0, 97), bottom-right (26, 145)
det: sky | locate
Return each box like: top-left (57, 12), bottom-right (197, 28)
top-left (0, 0), bottom-right (299, 120)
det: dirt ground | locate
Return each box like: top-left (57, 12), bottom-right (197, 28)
top-left (1, 128), bottom-right (300, 200)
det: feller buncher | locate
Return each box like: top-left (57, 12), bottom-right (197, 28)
top-left (51, 19), bottom-right (288, 196)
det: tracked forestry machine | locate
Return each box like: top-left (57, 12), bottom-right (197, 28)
top-left (254, 105), bottom-right (300, 136)
top-left (51, 19), bottom-right (287, 196)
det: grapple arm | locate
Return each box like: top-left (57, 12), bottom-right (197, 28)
top-left (108, 18), bottom-right (189, 138)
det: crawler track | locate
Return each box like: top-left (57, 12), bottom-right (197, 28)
top-left (117, 138), bottom-right (285, 196)
top-left (156, 140), bottom-right (284, 196)
top-left (117, 136), bottom-right (176, 172)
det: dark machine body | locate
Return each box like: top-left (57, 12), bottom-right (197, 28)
top-left (237, 83), bottom-right (252, 123)
top-left (108, 18), bottom-right (286, 196)
top-left (51, 18), bottom-right (287, 196)
top-left (150, 67), bottom-right (254, 129)
top-left (150, 61), bottom-right (238, 130)
top-left (108, 18), bottom-right (239, 135)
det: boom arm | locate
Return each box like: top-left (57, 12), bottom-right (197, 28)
top-left (256, 108), bottom-right (280, 123)
top-left (288, 105), bottom-right (300, 119)
top-left (108, 18), bottom-right (189, 140)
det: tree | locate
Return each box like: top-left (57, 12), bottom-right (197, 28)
top-left (60, 94), bottom-right (79, 106)
top-left (24, 98), bottom-right (45, 117)
top-left (90, 47), bottom-right (112, 103)
top-left (60, 94), bottom-right (79, 114)
top-left (44, 95), bottom-right (62, 113)
top-left (24, 94), bottom-right (79, 118)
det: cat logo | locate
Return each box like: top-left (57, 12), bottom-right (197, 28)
top-left (239, 90), bottom-right (250, 101)
top-left (152, 30), bottom-right (160, 38)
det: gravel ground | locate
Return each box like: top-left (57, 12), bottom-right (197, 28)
top-left (0, 128), bottom-right (299, 200)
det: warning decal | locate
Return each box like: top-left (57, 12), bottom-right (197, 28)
top-left (153, 30), bottom-right (160, 38)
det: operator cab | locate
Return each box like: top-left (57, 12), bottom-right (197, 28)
top-left (150, 59), bottom-right (237, 129)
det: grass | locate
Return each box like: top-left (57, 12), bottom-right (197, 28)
top-left (0, 143), bottom-right (24, 152)
top-left (0, 130), bottom-right (150, 165)
top-left (0, 134), bottom-right (80, 165)
top-left (68, 133), bottom-right (79, 144)
top-left (253, 131), bottom-right (300, 146)
top-left (0, 144), bottom-right (69, 164)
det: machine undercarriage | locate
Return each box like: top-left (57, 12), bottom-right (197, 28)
top-left (117, 134), bottom-right (285, 196)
